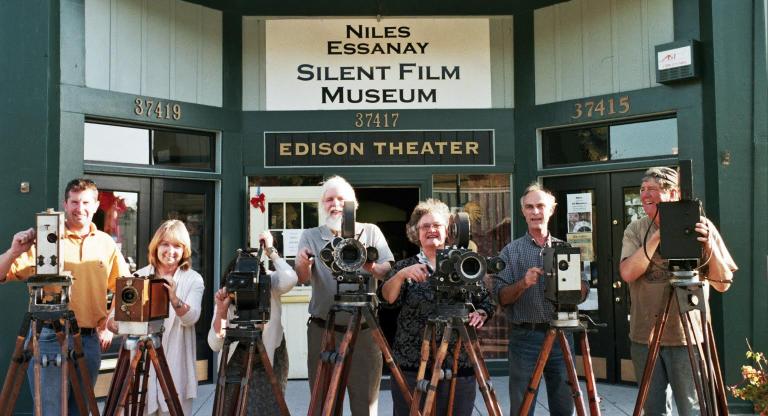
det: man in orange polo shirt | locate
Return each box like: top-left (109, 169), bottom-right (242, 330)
top-left (0, 178), bottom-right (129, 415)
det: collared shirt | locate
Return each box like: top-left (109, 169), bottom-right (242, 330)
top-left (297, 223), bottom-right (394, 323)
top-left (7, 223), bottom-right (130, 328)
top-left (493, 232), bottom-right (588, 324)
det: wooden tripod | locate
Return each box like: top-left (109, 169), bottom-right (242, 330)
top-left (409, 313), bottom-right (502, 416)
top-left (0, 309), bottom-right (100, 415)
top-left (102, 333), bottom-right (184, 416)
top-left (518, 326), bottom-right (601, 416)
top-left (307, 293), bottom-right (414, 416)
top-left (212, 323), bottom-right (290, 416)
top-left (633, 279), bottom-right (728, 416)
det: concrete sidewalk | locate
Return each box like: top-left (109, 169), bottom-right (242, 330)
top-left (189, 377), bottom-right (640, 415)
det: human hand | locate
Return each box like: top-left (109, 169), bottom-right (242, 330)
top-left (162, 278), bottom-right (179, 305)
top-left (296, 247), bottom-right (314, 268)
top-left (523, 267), bottom-right (543, 288)
top-left (695, 216), bottom-right (712, 250)
top-left (258, 231), bottom-right (274, 249)
top-left (10, 228), bottom-right (35, 257)
top-left (97, 327), bottom-right (114, 352)
top-left (214, 287), bottom-right (231, 310)
top-left (468, 310), bottom-right (488, 328)
top-left (400, 264), bottom-right (431, 283)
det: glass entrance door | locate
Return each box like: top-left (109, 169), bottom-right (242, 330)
top-left (544, 170), bottom-right (644, 383)
top-left (86, 174), bottom-right (215, 392)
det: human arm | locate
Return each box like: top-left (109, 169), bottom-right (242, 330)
top-left (468, 289), bottom-right (494, 328)
top-left (697, 217), bottom-right (737, 292)
top-left (497, 267), bottom-right (543, 306)
top-left (98, 244), bottom-right (131, 351)
top-left (167, 271), bottom-right (204, 326)
top-left (0, 228), bottom-right (36, 282)
top-left (259, 231), bottom-right (298, 295)
top-left (294, 230), bottom-right (315, 285)
top-left (380, 262), bottom-right (430, 304)
top-left (619, 223), bottom-right (659, 283)
top-left (207, 288), bottom-right (233, 352)
top-left (364, 223), bottom-right (394, 280)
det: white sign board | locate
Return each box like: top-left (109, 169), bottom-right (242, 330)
top-left (657, 46), bottom-right (692, 70)
top-left (265, 18), bottom-right (492, 110)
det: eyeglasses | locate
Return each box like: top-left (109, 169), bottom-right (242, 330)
top-left (418, 223), bottom-right (446, 232)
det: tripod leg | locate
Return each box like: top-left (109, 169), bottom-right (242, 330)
top-left (422, 321), bottom-right (453, 416)
top-left (579, 331), bottom-right (601, 416)
top-left (458, 324), bottom-right (503, 416)
top-left (308, 312), bottom-right (337, 416)
top-left (706, 320), bottom-right (729, 416)
top-left (519, 329), bottom-right (556, 416)
top-left (557, 331), bottom-right (586, 416)
top-left (69, 326), bottom-right (100, 415)
top-left (103, 345), bottom-right (132, 416)
top-left (58, 321), bottom-right (69, 415)
top-left (682, 313), bottom-right (710, 416)
top-left (234, 342), bottom-right (257, 416)
top-left (31, 320), bottom-right (43, 416)
top-left (362, 306), bottom-right (415, 409)
top-left (0, 313), bottom-right (33, 409)
top-left (148, 343), bottom-right (186, 416)
top-left (446, 337), bottom-right (462, 416)
top-left (409, 320), bottom-right (434, 416)
top-left (254, 337), bottom-right (291, 416)
top-left (117, 342), bottom-right (145, 415)
top-left (633, 288), bottom-right (674, 416)
top-left (212, 340), bottom-right (231, 416)
top-left (323, 312), bottom-right (362, 416)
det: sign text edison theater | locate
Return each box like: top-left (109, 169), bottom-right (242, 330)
top-left (264, 131), bottom-right (494, 167)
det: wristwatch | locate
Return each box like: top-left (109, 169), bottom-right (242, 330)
top-left (265, 246), bottom-right (278, 257)
top-left (174, 299), bottom-right (184, 309)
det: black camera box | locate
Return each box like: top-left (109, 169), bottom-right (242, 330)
top-left (658, 200), bottom-right (702, 261)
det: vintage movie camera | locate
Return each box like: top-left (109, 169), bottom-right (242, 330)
top-left (225, 248), bottom-right (271, 323)
top-left (430, 212), bottom-right (505, 300)
top-left (27, 209), bottom-right (72, 314)
top-left (542, 242), bottom-right (582, 327)
top-left (657, 160), bottom-right (702, 277)
top-left (115, 275), bottom-right (169, 335)
top-left (318, 201), bottom-right (379, 289)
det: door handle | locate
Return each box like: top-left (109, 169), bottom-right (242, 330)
top-left (615, 297), bottom-right (622, 304)
top-left (612, 281), bottom-right (622, 289)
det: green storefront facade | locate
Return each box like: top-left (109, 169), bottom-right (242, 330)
top-left (0, 0), bottom-right (765, 412)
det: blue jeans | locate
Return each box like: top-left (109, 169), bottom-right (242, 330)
top-left (508, 327), bottom-right (576, 416)
top-left (391, 370), bottom-right (477, 416)
top-left (25, 326), bottom-right (101, 416)
top-left (631, 342), bottom-right (700, 416)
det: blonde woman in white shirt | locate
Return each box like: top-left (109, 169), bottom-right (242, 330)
top-left (208, 231), bottom-right (298, 415)
top-left (113, 219), bottom-right (205, 416)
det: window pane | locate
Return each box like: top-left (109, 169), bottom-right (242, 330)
top-left (623, 186), bottom-right (647, 228)
top-left (153, 130), bottom-right (214, 170)
top-left (162, 193), bottom-right (205, 272)
top-left (610, 118), bottom-right (678, 159)
top-left (93, 190), bottom-right (139, 272)
top-left (285, 203), bottom-right (301, 229)
top-left (303, 203), bottom-right (319, 228)
top-left (269, 203), bottom-right (284, 229)
top-left (84, 123), bottom-right (150, 164)
top-left (542, 127), bottom-right (609, 167)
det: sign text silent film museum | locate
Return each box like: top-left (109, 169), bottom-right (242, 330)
top-left (265, 19), bottom-right (492, 110)
top-left (264, 131), bottom-right (494, 167)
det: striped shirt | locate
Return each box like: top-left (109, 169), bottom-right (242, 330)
top-left (493, 232), bottom-right (587, 324)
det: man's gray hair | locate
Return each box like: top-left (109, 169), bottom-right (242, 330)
top-left (519, 182), bottom-right (557, 208)
top-left (642, 167), bottom-right (679, 191)
top-left (319, 175), bottom-right (358, 209)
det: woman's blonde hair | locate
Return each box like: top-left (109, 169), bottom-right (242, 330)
top-left (148, 219), bottom-right (192, 271)
top-left (405, 199), bottom-right (451, 245)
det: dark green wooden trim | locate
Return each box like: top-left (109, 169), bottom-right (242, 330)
top-left (222, 11), bottom-right (243, 111)
top-left (83, 163), bottom-right (223, 180)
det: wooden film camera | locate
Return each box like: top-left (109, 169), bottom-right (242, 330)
top-left (115, 275), bottom-right (169, 322)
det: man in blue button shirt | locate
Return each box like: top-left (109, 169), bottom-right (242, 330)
top-left (493, 182), bottom-right (589, 416)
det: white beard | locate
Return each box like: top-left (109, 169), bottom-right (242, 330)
top-left (325, 215), bottom-right (342, 231)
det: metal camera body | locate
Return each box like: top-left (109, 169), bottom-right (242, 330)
top-left (318, 201), bottom-right (378, 291)
top-left (657, 160), bottom-right (702, 284)
top-left (225, 248), bottom-right (271, 324)
top-left (115, 274), bottom-right (169, 335)
top-left (27, 209), bottom-right (73, 314)
top-left (542, 242), bottom-right (582, 327)
top-left (430, 212), bottom-right (506, 302)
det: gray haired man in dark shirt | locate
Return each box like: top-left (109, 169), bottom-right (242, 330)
top-left (493, 182), bottom-right (588, 416)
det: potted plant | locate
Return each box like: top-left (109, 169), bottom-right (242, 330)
top-left (728, 340), bottom-right (767, 415)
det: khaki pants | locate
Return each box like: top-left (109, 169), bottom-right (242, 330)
top-left (307, 320), bottom-right (383, 416)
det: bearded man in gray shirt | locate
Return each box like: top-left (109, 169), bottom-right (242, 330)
top-left (295, 175), bottom-right (394, 416)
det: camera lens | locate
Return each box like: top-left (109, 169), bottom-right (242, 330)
top-left (340, 245), bottom-right (360, 262)
top-left (46, 233), bottom-right (58, 243)
top-left (121, 287), bottom-right (138, 305)
top-left (558, 260), bottom-right (570, 271)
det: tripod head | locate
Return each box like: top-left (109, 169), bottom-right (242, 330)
top-left (26, 274), bottom-right (73, 315)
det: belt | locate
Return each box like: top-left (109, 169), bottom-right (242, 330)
top-left (40, 325), bottom-right (97, 336)
top-left (512, 322), bottom-right (550, 332)
top-left (308, 317), bottom-right (369, 332)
